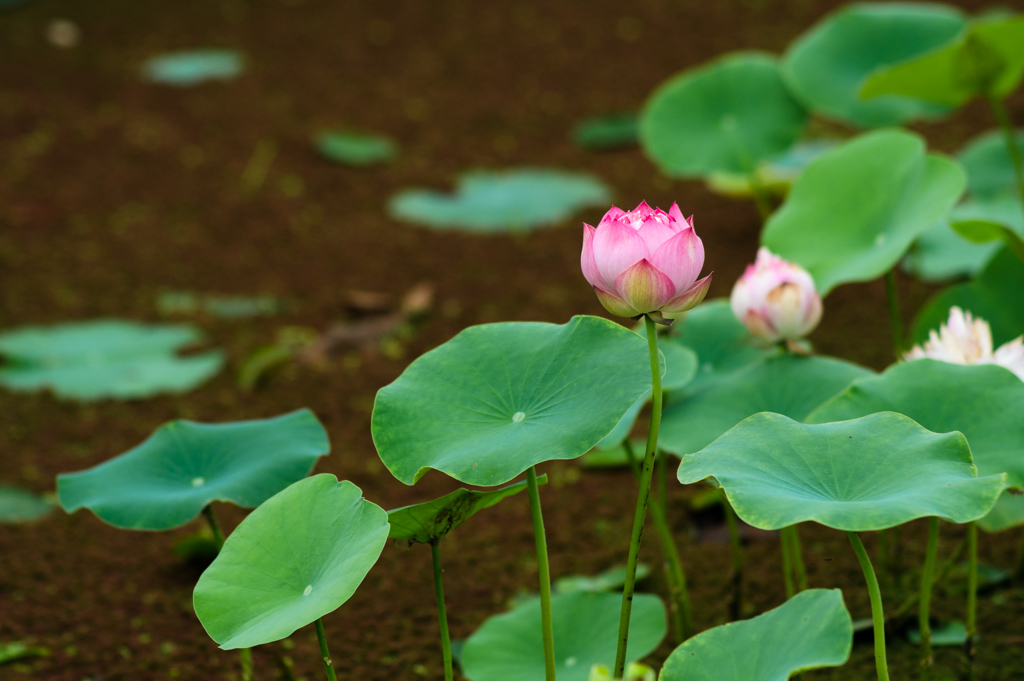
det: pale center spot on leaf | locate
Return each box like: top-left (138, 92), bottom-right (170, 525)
top-left (191, 477), bottom-right (205, 487)
top-left (874, 234), bottom-right (886, 246)
top-left (565, 657), bottom-right (578, 667)
top-left (512, 411), bottom-right (526, 423)
top-left (303, 585), bottom-right (313, 596)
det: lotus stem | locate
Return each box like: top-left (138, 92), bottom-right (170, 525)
top-left (201, 503), bottom-right (225, 550)
top-left (885, 269), bottom-right (904, 356)
top-left (780, 527), bottom-right (796, 599)
top-left (784, 525), bottom-right (808, 591)
top-left (965, 522), bottom-right (978, 669)
top-left (747, 172), bottom-right (773, 222)
top-left (987, 95), bottom-right (1024, 218)
top-left (526, 465), bottom-right (557, 681)
top-left (613, 315), bottom-right (664, 679)
top-left (430, 541), bottom-right (454, 681)
top-left (239, 648), bottom-right (253, 681)
top-left (919, 518), bottom-right (940, 677)
top-left (848, 532), bottom-right (890, 681)
top-left (314, 618), bottom-right (339, 681)
top-left (890, 533), bottom-right (967, 622)
top-left (722, 495), bottom-right (744, 620)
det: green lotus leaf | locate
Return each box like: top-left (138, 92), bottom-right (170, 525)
top-left (782, 3), bottom-right (966, 127)
top-left (640, 52), bottom-right (808, 177)
top-left (0, 320), bottom-right (223, 401)
top-left (388, 168), bottom-right (611, 233)
top-left (705, 139), bottom-right (840, 198)
top-left (460, 590), bottom-right (665, 681)
top-left (316, 130), bottom-right (397, 167)
top-left (903, 196), bottom-right (1023, 282)
top-left (0, 485), bottom-right (52, 523)
top-left (659, 353), bottom-right (872, 456)
top-left (954, 218), bottom-right (1024, 262)
top-left (141, 50), bottom-right (244, 86)
top-left (554, 564), bottom-right (651, 594)
top-left (58, 409), bottom-right (329, 530)
top-left (660, 589), bottom-right (852, 681)
top-left (762, 129), bottom-right (965, 295)
top-left (573, 113), bottom-right (639, 150)
top-left (372, 316), bottom-right (652, 486)
top-left (908, 620), bottom-right (970, 646)
top-left (193, 474), bottom-right (389, 649)
top-left (387, 476), bottom-right (542, 544)
top-left (912, 246), bottom-right (1024, 346)
top-left (677, 412), bottom-right (1005, 531)
top-left (958, 128), bottom-right (1024, 200)
top-left (977, 492), bottom-right (1024, 532)
top-left (861, 15), bottom-right (1024, 108)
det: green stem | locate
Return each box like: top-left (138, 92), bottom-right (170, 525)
top-left (314, 618), bottom-right (339, 681)
top-left (613, 315), bottom-right (664, 679)
top-left (202, 504), bottom-right (225, 550)
top-left (657, 450), bottom-right (669, 534)
top-left (848, 532), bottom-right (890, 681)
top-left (722, 496), bottom-right (744, 621)
top-left (748, 172), bottom-right (773, 222)
top-left (890, 534), bottom-right (967, 622)
top-left (965, 522), bottom-right (978, 666)
top-left (987, 95), bottom-right (1024, 217)
top-left (885, 270), bottom-right (904, 356)
top-left (431, 541), bottom-right (454, 681)
top-left (781, 525), bottom-right (808, 591)
top-left (780, 527), bottom-right (796, 599)
top-left (919, 518), bottom-right (940, 677)
top-left (239, 648), bottom-right (253, 681)
top-left (526, 466), bottom-right (556, 681)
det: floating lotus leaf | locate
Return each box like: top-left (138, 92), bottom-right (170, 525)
top-left (908, 620), bottom-right (970, 646)
top-left (316, 130), bottom-right (397, 167)
top-left (460, 590), bottom-right (665, 681)
top-left (0, 320), bottom-right (223, 401)
top-left (659, 353), bottom-right (871, 456)
top-left (660, 589), bottom-right (852, 681)
top-left (372, 316), bottom-right (652, 486)
top-left (58, 409), bottom-right (329, 530)
top-left (387, 477), bottom-right (540, 544)
top-left (762, 129), bottom-right (965, 295)
top-left (0, 485), bottom-right (52, 523)
top-left (193, 475), bottom-right (389, 649)
top-left (912, 246), bottom-right (1024, 346)
top-left (141, 50), bottom-right (244, 86)
top-left (641, 52), bottom-right (808, 177)
top-left (573, 113), bottom-right (639, 150)
top-left (782, 3), bottom-right (966, 127)
top-left (388, 168), bottom-right (611, 233)
top-left (677, 412), bottom-right (1005, 531)
top-left (554, 564), bottom-right (651, 594)
top-left (958, 129), bottom-right (1024, 201)
top-left (903, 196), bottom-right (1023, 282)
top-left (861, 15), bottom-right (1024, 108)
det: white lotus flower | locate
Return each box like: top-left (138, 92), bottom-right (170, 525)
top-left (904, 307), bottom-right (1024, 381)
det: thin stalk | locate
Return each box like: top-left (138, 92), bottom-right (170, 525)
top-left (430, 541), bottom-right (454, 681)
top-left (890, 534), bottom-right (968, 622)
top-left (722, 496), bottom-right (744, 621)
top-left (848, 532), bottom-right (890, 681)
top-left (526, 466), bottom-right (556, 681)
top-left (747, 172), bottom-right (773, 222)
top-left (623, 442), bottom-right (690, 642)
top-left (784, 525), bottom-right (808, 591)
top-left (1015, 529), bottom-right (1024, 585)
top-left (613, 315), bottom-right (664, 679)
top-left (657, 451), bottom-right (669, 535)
top-left (239, 648), bottom-right (253, 681)
top-left (202, 504), bottom-right (225, 550)
top-left (964, 522), bottom-right (978, 667)
top-left (314, 618), bottom-right (339, 681)
top-left (780, 527), bottom-right (796, 599)
top-left (885, 270), bottom-right (904, 356)
top-left (987, 95), bottom-right (1024, 215)
top-left (919, 518), bottom-right (940, 677)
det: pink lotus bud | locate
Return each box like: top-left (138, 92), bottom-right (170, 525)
top-left (730, 247), bottom-right (823, 343)
top-left (904, 307), bottom-right (1024, 381)
top-left (580, 202), bottom-right (712, 323)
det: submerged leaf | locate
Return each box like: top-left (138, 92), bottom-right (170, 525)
top-left (141, 50), bottom-right (244, 86)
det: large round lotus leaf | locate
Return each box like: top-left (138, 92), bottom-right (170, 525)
top-left (912, 246), bottom-right (1024, 346)
top-left (959, 129), bottom-right (1024, 201)
top-left (659, 353), bottom-right (871, 456)
top-left (807, 360), bottom-right (1024, 532)
top-left (640, 52), bottom-right (808, 177)
top-left (0, 486), bottom-right (52, 523)
top-left (316, 130), bottom-right (397, 167)
top-left (193, 475), bottom-right (388, 649)
top-left (677, 412), bottom-right (1005, 531)
top-left (0, 320), bottom-right (223, 401)
top-left (860, 15), bottom-right (1024, 108)
top-left (387, 477), bottom-right (538, 544)
top-left (58, 409), bottom-right (329, 530)
top-left (594, 338), bottom-right (697, 450)
top-left (665, 299), bottom-right (774, 393)
top-left (372, 316), bottom-right (652, 486)
top-left (762, 129), bottom-right (965, 295)
top-left (903, 196), bottom-right (1023, 282)
top-left (141, 50), bottom-right (244, 86)
top-left (782, 3), bottom-right (965, 127)
top-left (388, 168), bottom-right (611, 233)
top-left (660, 589), bottom-right (852, 681)
top-left (461, 590), bottom-right (665, 681)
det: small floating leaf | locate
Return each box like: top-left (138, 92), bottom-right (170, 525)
top-left (554, 564), bottom-right (651, 594)
top-left (0, 486), bottom-right (52, 523)
top-left (141, 49), bottom-right (244, 86)
top-left (0, 641), bottom-right (49, 665)
top-left (388, 168), bottom-right (611, 233)
top-left (908, 620), bottom-right (970, 646)
top-left (193, 475), bottom-right (389, 649)
top-left (660, 589), bottom-right (852, 681)
top-left (461, 590), bottom-right (665, 681)
top-left (0, 320), bottom-right (223, 401)
top-left (316, 130), bottom-right (397, 167)
top-left (58, 409), bottom-right (329, 530)
top-left (572, 113), bottom-right (639, 150)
